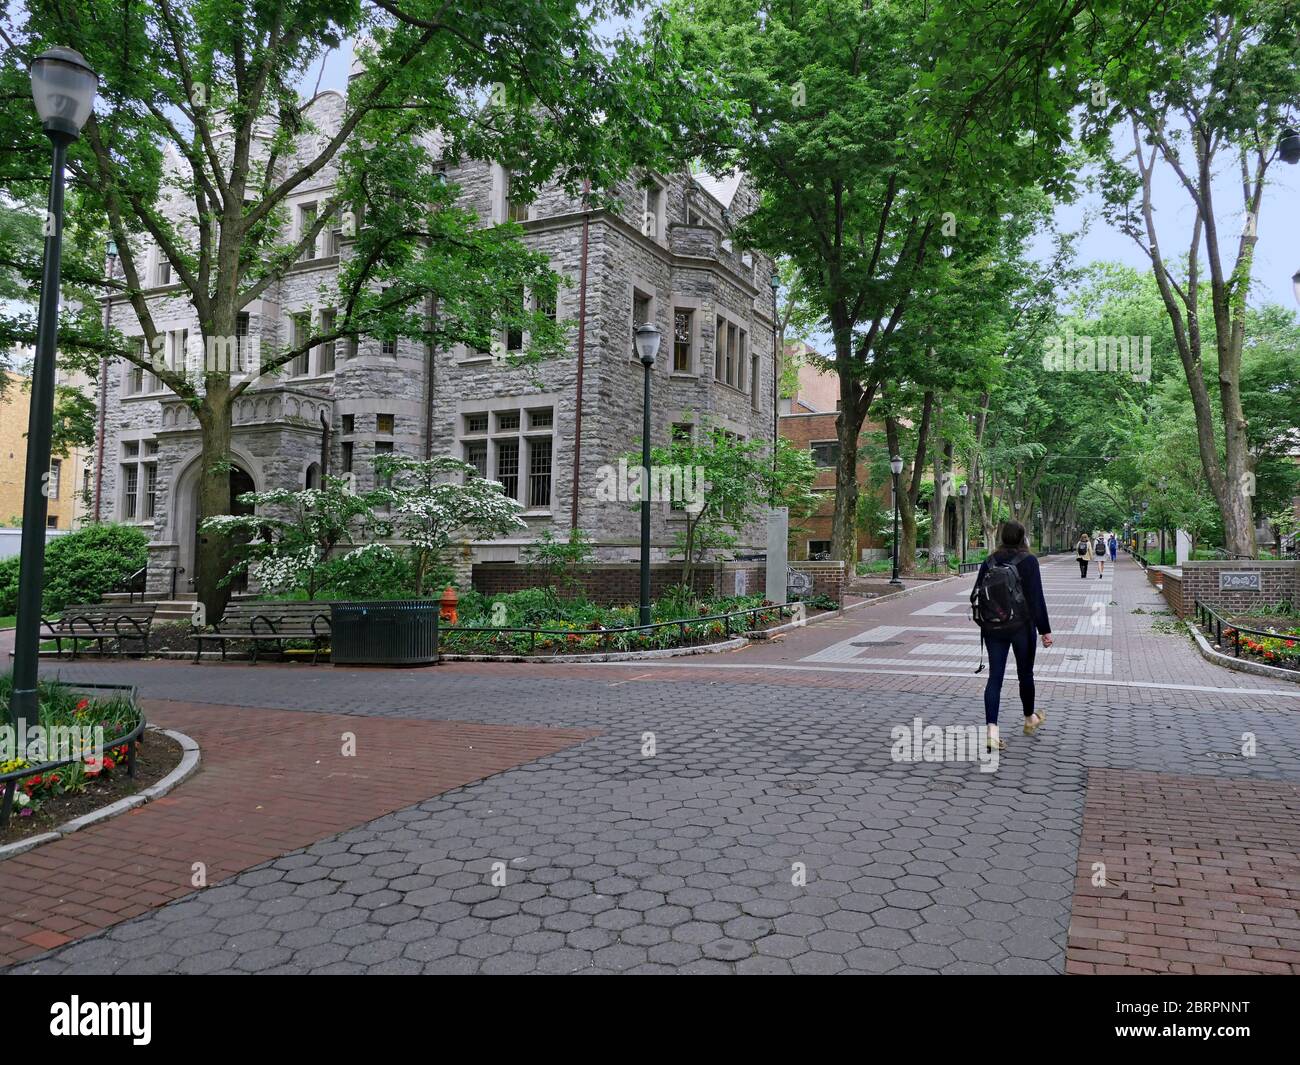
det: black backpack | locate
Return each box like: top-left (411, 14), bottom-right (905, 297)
top-left (971, 556), bottom-right (1030, 635)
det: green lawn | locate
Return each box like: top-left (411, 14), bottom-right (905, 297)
top-left (0, 615), bottom-right (14, 630)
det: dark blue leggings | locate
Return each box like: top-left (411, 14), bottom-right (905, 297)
top-left (983, 624), bottom-right (1037, 725)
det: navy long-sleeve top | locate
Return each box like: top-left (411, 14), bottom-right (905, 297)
top-left (974, 549), bottom-right (1051, 636)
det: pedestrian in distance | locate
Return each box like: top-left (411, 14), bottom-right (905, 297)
top-left (1108, 532), bottom-right (1118, 563)
top-left (1094, 531), bottom-right (1107, 577)
top-left (1075, 533), bottom-right (1090, 578)
top-left (970, 520), bottom-right (1052, 752)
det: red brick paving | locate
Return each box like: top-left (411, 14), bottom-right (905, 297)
top-left (1068, 768), bottom-right (1300, 974)
top-left (0, 700), bottom-right (596, 966)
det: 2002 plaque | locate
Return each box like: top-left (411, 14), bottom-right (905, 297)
top-left (1219, 571), bottom-right (1262, 591)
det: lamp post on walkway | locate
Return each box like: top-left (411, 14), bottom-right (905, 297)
top-left (635, 322), bottom-right (662, 627)
top-left (959, 482), bottom-right (969, 563)
top-left (10, 48), bottom-right (98, 742)
top-left (889, 454), bottom-right (904, 587)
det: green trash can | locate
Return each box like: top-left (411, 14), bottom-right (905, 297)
top-left (330, 600), bottom-right (439, 666)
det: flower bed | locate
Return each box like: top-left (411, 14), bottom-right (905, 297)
top-left (0, 675), bottom-right (152, 838)
top-left (1225, 627), bottom-right (1300, 671)
top-left (443, 589), bottom-right (810, 657)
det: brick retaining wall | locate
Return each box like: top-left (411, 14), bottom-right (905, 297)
top-left (1178, 561), bottom-right (1298, 617)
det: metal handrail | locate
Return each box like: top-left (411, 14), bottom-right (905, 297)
top-left (1193, 598), bottom-right (1299, 661)
top-left (442, 602), bottom-right (800, 655)
top-left (111, 566), bottom-right (147, 603)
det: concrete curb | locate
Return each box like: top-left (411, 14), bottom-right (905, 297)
top-left (1184, 621), bottom-right (1300, 685)
top-left (0, 725), bottom-right (201, 862)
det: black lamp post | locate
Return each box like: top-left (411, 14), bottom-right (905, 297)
top-left (10, 48), bottom-right (98, 742)
top-left (1276, 130), bottom-right (1298, 301)
top-left (635, 322), bottom-right (662, 626)
top-left (959, 482), bottom-right (968, 563)
top-left (889, 454), bottom-right (904, 586)
top-left (769, 268), bottom-right (780, 508)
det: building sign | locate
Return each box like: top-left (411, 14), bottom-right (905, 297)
top-left (787, 568), bottom-right (814, 597)
top-left (1219, 571), bottom-right (1261, 591)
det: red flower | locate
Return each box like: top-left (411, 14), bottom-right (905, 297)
top-left (75, 699), bottom-right (89, 712)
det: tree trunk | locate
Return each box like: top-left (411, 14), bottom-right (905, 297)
top-left (195, 392), bottom-right (235, 620)
top-left (929, 439), bottom-right (952, 565)
top-left (830, 324), bottom-right (876, 567)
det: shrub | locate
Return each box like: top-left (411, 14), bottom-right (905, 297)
top-left (316, 545), bottom-right (418, 601)
top-left (0, 555), bottom-right (18, 616)
top-left (32, 524), bottom-right (149, 614)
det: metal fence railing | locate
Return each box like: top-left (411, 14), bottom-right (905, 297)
top-left (1192, 599), bottom-right (1298, 663)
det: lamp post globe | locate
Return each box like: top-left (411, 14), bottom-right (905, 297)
top-left (635, 323), bottom-right (662, 627)
top-left (888, 455), bottom-right (904, 586)
top-left (30, 47), bottom-right (98, 140)
top-left (10, 49), bottom-right (98, 745)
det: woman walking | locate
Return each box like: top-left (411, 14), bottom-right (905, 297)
top-left (1094, 531), bottom-right (1107, 577)
top-left (1075, 533), bottom-right (1090, 578)
top-left (973, 521), bottom-right (1052, 751)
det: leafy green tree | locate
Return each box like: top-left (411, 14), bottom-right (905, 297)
top-left (0, 1), bottom-right (680, 617)
top-left (201, 476), bottom-right (389, 599)
top-left (639, 425), bottom-right (816, 588)
top-left (657, 0), bottom-right (1086, 564)
top-left (1085, 0), bottom-right (1300, 555)
top-left (373, 453), bottom-right (525, 596)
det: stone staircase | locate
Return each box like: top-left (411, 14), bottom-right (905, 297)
top-left (102, 590), bottom-right (196, 624)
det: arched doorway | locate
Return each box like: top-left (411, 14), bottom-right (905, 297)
top-left (191, 466), bottom-right (256, 595)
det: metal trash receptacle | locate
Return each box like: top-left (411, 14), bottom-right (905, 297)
top-left (330, 600), bottom-right (439, 666)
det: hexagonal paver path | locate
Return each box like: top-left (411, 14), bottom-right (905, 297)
top-left (12, 666), bottom-right (1300, 974)
top-left (0, 703), bottom-right (595, 966)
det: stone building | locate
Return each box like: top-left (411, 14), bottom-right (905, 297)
top-left (95, 92), bottom-right (778, 597)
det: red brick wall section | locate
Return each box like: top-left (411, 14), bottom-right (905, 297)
top-left (1156, 569), bottom-right (1184, 617)
top-left (1178, 561), bottom-right (1299, 616)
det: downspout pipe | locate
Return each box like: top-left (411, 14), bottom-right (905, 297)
top-left (569, 179), bottom-right (591, 530)
top-left (93, 249), bottom-right (115, 522)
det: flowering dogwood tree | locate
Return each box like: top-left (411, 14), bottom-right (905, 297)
top-left (373, 455), bottom-right (526, 595)
top-left (200, 477), bottom-right (390, 599)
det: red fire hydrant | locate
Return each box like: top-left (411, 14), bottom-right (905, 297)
top-left (439, 586), bottom-right (458, 624)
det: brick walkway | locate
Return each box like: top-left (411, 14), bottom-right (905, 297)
top-left (0, 702), bottom-right (595, 966)
top-left (9, 552), bottom-right (1300, 974)
top-left (1069, 769), bottom-right (1300, 974)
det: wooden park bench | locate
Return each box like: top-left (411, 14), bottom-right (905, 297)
top-left (42, 604), bottom-right (158, 659)
top-left (192, 601), bottom-right (332, 664)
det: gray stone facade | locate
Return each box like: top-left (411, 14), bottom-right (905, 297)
top-left (96, 93), bottom-right (777, 595)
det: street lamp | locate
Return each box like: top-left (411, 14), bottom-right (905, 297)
top-left (10, 48), bottom-right (98, 750)
top-left (959, 482), bottom-right (969, 563)
top-left (769, 269), bottom-right (780, 508)
top-left (635, 321), bottom-right (661, 627)
top-left (1292, 268), bottom-right (1300, 307)
top-left (889, 454), bottom-right (904, 586)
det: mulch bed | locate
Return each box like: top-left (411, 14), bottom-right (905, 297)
top-left (0, 731), bottom-right (185, 846)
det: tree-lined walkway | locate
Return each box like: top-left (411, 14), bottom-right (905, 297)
top-left (7, 552), bottom-right (1299, 974)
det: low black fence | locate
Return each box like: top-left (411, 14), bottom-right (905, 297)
top-left (440, 602), bottom-right (801, 657)
top-left (0, 683), bottom-right (145, 828)
top-left (1192, 599), bottom-right (1295, 663)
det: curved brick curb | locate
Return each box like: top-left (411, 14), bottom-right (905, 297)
top-left (0, 726), bottom-right (201, 863)
top-left (1185, 621), bottom-right (1300, 685)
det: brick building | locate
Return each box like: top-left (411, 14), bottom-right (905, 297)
top-left (95, 92), bottom-right (778, 597)
top-left (0, 360), bottom-right (95, 533)
top-left (779, 355), bottom-right (887, 560)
